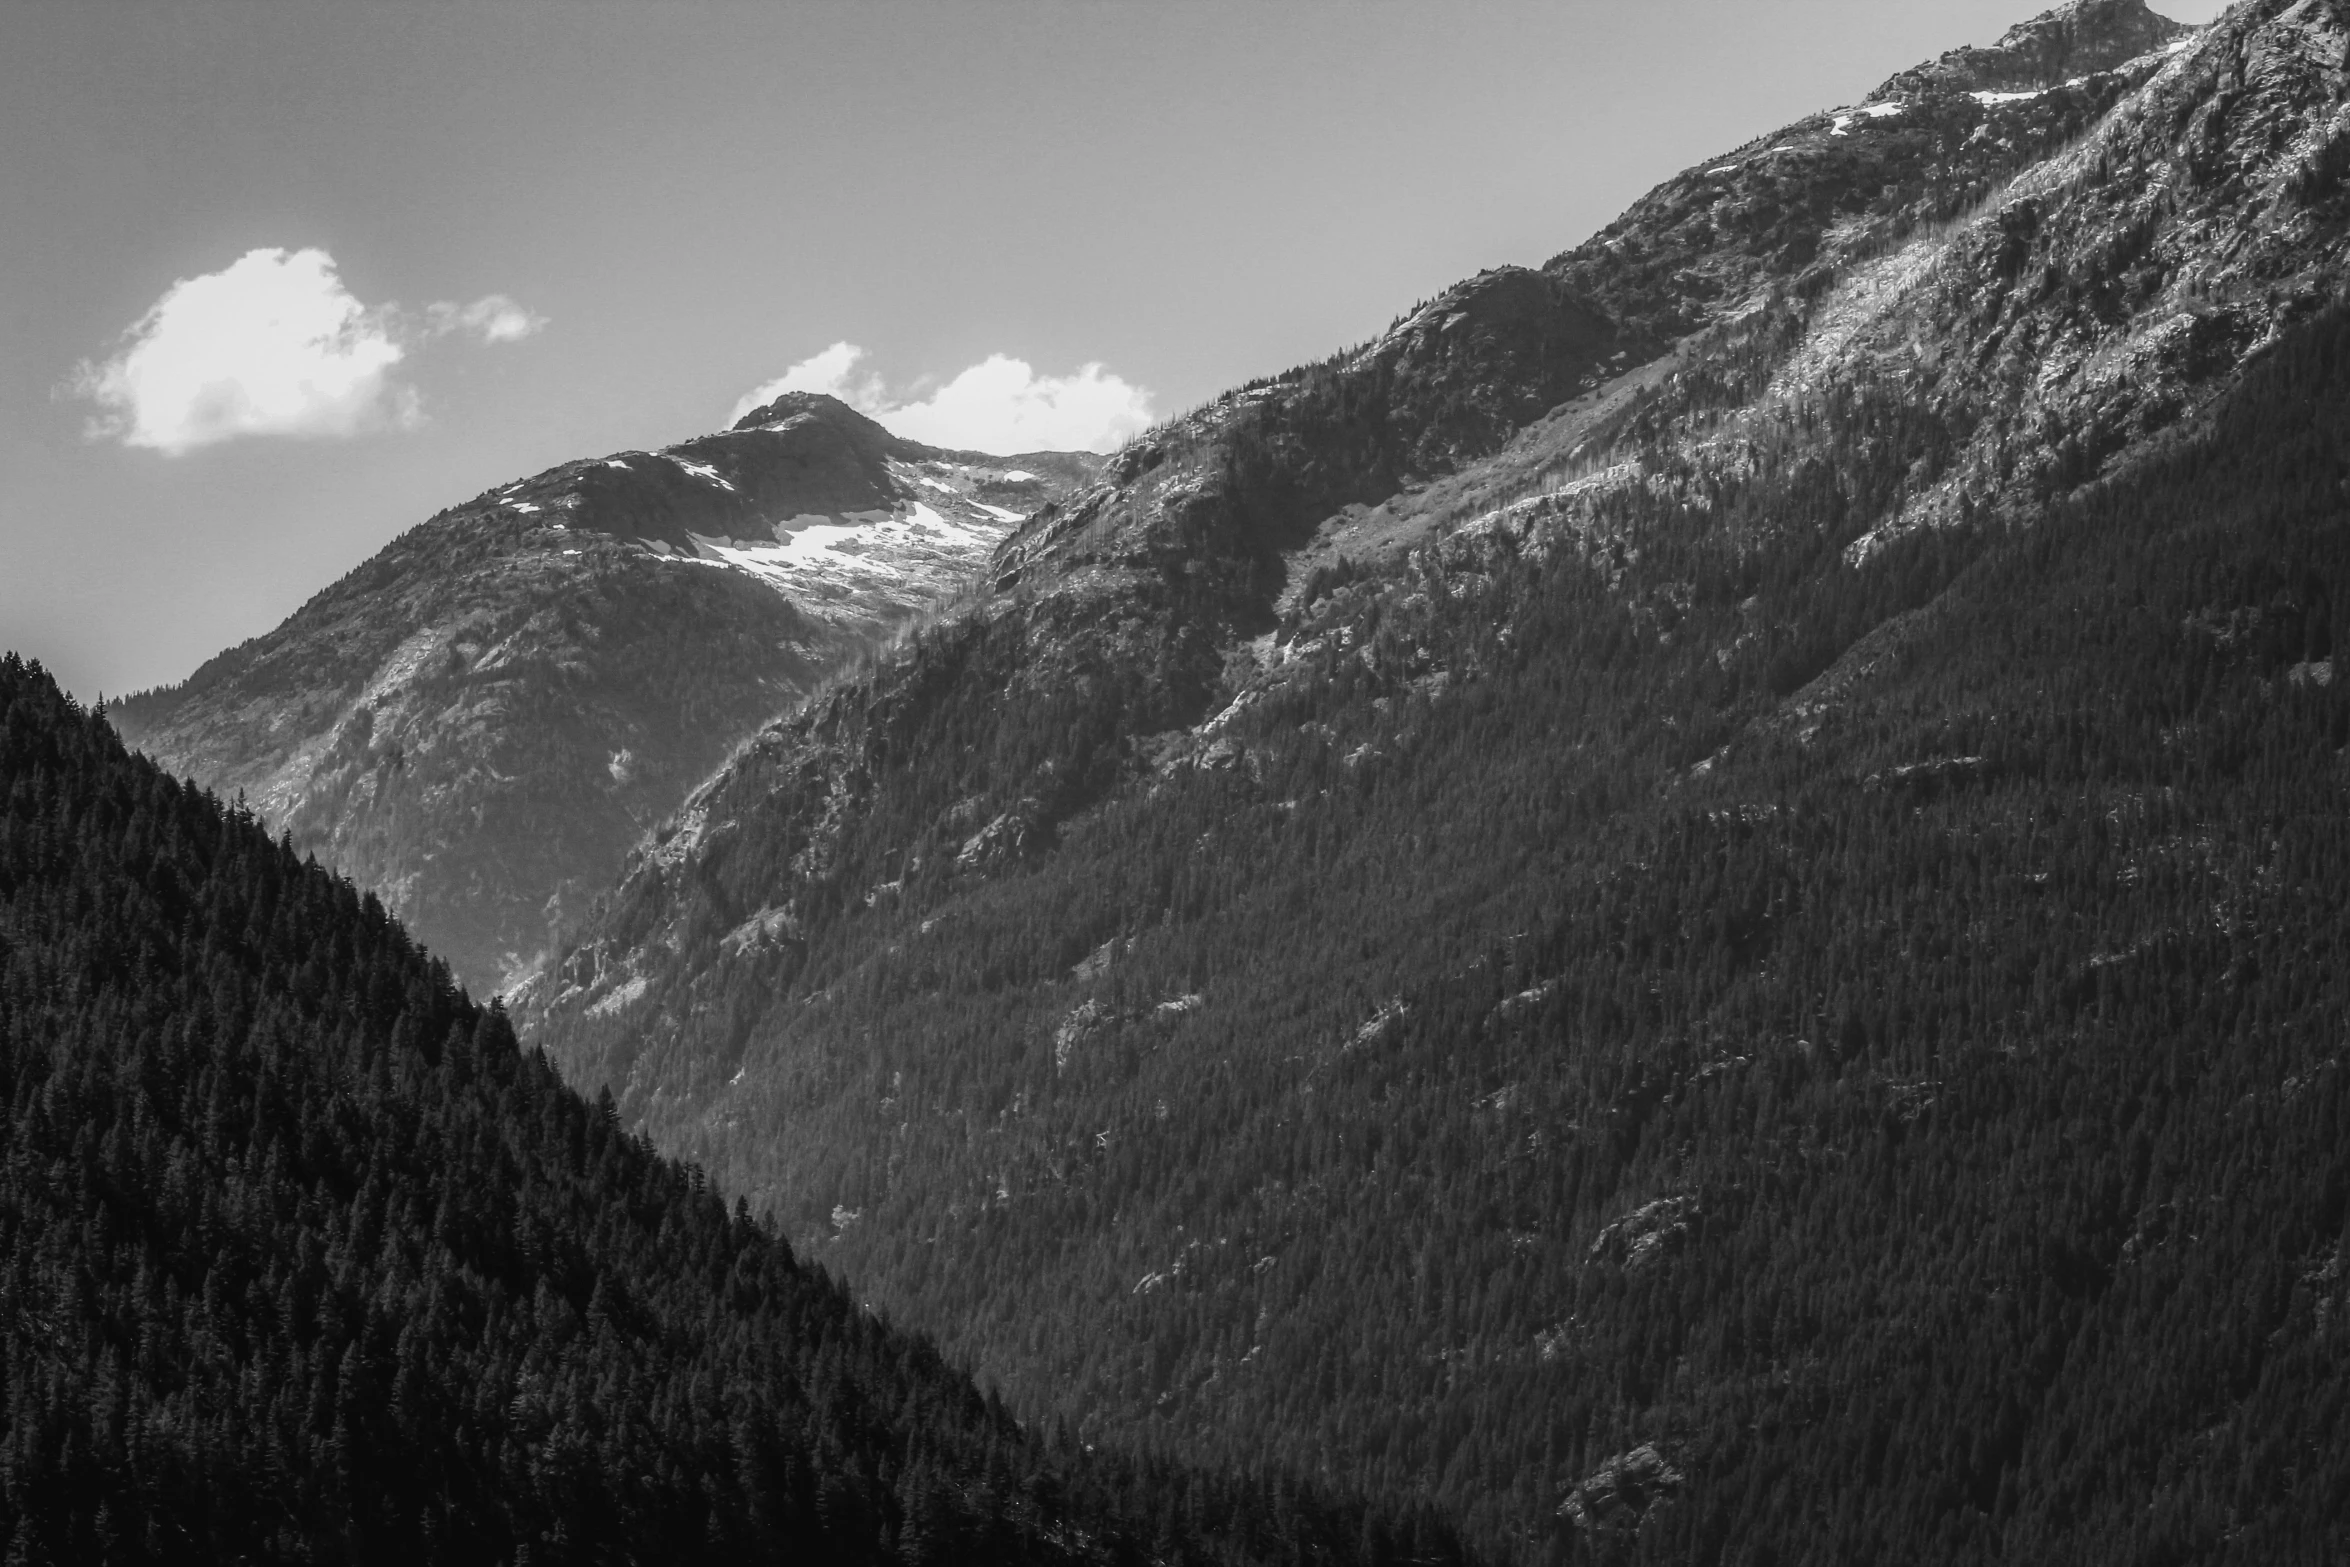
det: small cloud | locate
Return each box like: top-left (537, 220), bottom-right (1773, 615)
top-left (733, 341), bottom-right (1154, 455)
top-left (67, 247), bottom-right (544, 456)
top-left (425, 293), bottom-right (547, 345)
top-left (888, 356), bottom-right (1156, 455)
top-left (730, 340), bottom-right (888, 424)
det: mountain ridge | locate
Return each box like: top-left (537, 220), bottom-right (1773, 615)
top-left (529, 0), bottom-right (2234, 1044)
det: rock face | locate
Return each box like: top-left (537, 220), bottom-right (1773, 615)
top-left (1585, 1196), bottom-right (1700, 1271)
top-left (1559, 1445), bottom-right (1685, 1537)
top-left (111, 394), bottom-right (1097, 993)
top-left (519, 2), bottom-right (2350, 1559)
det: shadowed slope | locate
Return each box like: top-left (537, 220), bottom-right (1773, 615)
top-left (0, 653), bottom-right (1470, 1567)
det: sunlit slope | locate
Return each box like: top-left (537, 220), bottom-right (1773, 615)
top-left (531, 3), bottom-right (2350, 1560)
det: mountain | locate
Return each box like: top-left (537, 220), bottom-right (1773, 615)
top-left (526, 2), bottom-right (2350, 1561)
top-left (109, 395), bottom-right (1099, 997)
top-left (0, 652), bottom-right (1472, 1566)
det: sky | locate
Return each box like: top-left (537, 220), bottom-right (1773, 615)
top-left (0, 0), bottom-right (2231, 701)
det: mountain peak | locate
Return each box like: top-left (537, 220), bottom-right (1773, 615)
top-left (729, 387), bottom-right (887, 437)
top-left (1882, 0), bottom-right (2192, 96)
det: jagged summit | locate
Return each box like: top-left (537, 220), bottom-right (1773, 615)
top-left (1880, 0), bottom-right (2194, 97)
top-left (730, 386), bottom-right (897, 437)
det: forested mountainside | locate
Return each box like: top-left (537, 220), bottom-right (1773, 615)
top-left (110, 395), bottom-right (1097, 996)
top-left (0, 655), bottom-right (1469, 1566)
top-left (528, 2), bottom-right (2350, 1561)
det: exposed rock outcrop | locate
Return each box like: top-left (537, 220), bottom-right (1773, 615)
top-left (1560, 1444), bottom-right (1686, 1536)
top-left (1587, 1196), bottom-right (1702, 1271)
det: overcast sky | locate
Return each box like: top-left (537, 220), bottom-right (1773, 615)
top-left (0, 0), bottom-right (2228, 700)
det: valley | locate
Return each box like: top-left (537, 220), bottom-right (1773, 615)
top-left (14, 0), bottom-right (2350, 1562)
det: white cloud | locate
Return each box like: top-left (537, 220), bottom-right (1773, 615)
top-left (730, 340), bottom-right (886, 423)
top-left (732, 341), bottom-right (1154, 455)
top-left (889, 355), bottom-right (1156, 455)
top-left (69, 248), bottom-right (543, 456)
top-left (425, 293), bottom-right (548, 345)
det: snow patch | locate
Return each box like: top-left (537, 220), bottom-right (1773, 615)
top-left (669, 455), bottom-right (737, 491)
top-left (1829, 101), bottom-right (1904, 136)
top-left (999, 469), bottom-right (1039, 482)
top-left (690, 500), bottom-right (1000, 594)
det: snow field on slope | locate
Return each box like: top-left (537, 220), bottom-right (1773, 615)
top-left (1830, 101), bottom-right (1905, 135)
top-left (684, 501), bottom-right (1009, 611)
